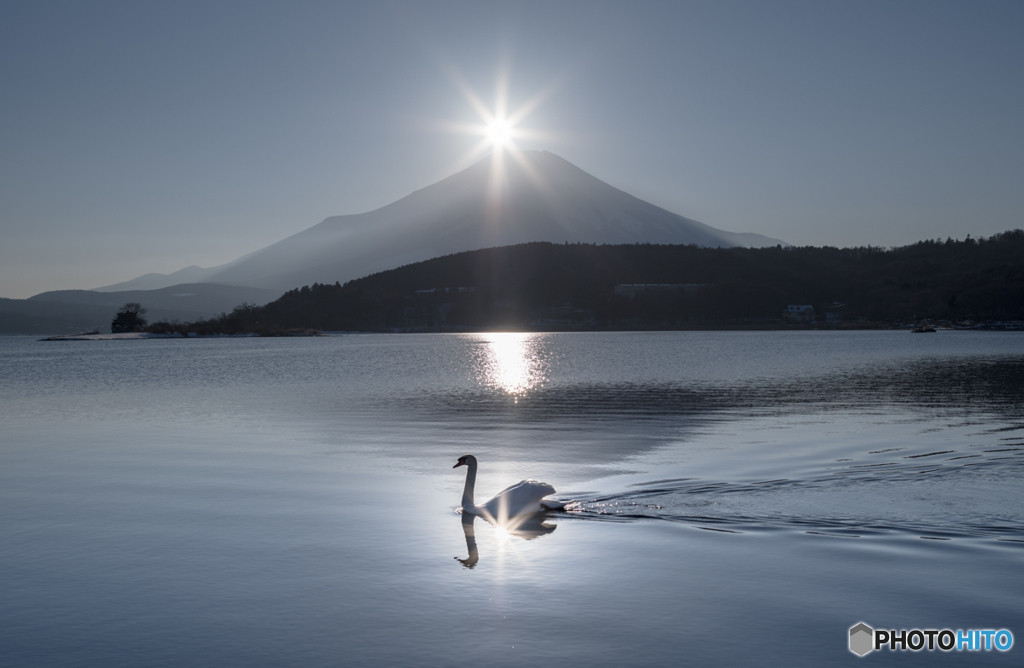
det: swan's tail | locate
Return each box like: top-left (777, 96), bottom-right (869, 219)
top-left (540, 498), bottom-right (568, 511)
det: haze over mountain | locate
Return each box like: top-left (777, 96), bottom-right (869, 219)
top-left (1, 283), bottom-right (278, 335)
top-left (97, 151), bottom-right (786, 294)
top-left (97, 266), bottom-right (223, 292)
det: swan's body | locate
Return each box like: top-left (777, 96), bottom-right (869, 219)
top-left (454, 454), bottom-right (562, 520)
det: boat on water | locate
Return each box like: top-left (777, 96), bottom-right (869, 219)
top-left (911, 325), bottom-right (937, 333)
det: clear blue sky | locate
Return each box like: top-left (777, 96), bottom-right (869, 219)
top-left (2, 0), bottom-right (1022, 298)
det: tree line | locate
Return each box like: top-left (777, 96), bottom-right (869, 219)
top-left (144, 230), bottom-right (1024, 334)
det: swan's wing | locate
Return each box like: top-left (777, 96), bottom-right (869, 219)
top-left (482, 479), bottom-right (556, 519)
top-left (496, 479), bottom-right (556, 502)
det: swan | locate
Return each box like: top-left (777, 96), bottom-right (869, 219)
top-left (453, 454), bottom-right (563, 520)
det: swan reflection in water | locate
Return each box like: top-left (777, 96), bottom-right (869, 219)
top-left (456, 512), bottom-right (557, 568)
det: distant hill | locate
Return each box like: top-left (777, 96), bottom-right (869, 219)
top-left (98, 151), bottom-right (786, 293)
top-left (94, 266), bottom-right (220, 292)
top-left (1, 283), bottom-right (278, 335)
top-left (157, 230), bottom-right (1024, 334)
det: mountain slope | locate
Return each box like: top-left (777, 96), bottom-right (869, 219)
top-left (105, 151), bottom-right (787, 293)
top-left (95, 266), bottom-right (219, 292)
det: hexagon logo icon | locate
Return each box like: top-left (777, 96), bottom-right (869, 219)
top-left (849, 622), bottom-right (874, 656)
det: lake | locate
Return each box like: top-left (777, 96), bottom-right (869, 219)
top-left (1, 331), bottom-right (1022, 666)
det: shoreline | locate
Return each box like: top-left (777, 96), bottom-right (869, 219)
top-left (34, 322), bottom-right (1024, 340)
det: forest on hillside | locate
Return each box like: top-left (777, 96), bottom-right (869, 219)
top-left (149, 230), bottom-right (1024, 334)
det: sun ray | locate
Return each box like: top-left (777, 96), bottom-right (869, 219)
top-left (493, 70), bottom-right (509, 121)
top-left (505, 144), bottom-right (548, 191)
top-left (444, 65), bottom-right (497, 125)
top-left (448, 136), bottom-right (496, 172)
top-left (505, 84), bottom-right (551, 128)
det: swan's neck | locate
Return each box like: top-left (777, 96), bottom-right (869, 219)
top-left (461, 462), bottom-right (477, 510)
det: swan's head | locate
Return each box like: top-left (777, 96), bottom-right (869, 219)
top-left (453, 454), bottom-right (478, 469)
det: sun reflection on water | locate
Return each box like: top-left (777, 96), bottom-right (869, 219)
top-left (473, 333), bottom-right (548, 396)
top-left (493, 524), bottom-right (511, 545)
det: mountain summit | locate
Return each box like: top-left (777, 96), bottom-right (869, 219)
top-left (98, 151), bottom-right (786, 293)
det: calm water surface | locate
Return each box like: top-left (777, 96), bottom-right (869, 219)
top-left (1, 331), bottom-right (1022, 666)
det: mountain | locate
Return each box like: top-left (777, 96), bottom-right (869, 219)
top-left (95, 266), bottom-right (219, 292)
top-left (30, 283), bottom-right (278, 312)
top-left (0, 283), bottom-right (278, 335)
top-left (99, 151), bottom-right (787, 293)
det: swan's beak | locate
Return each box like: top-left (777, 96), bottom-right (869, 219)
top-left (453, 461), bottom-right (464, 468)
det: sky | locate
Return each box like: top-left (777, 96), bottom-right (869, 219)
top-left (1, 0), bottom-right (1022, 298)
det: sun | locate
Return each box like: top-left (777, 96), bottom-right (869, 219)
top-left (487, 120), bottom-right (513, 146)
top-left (440, 69), bottom-right (558, 170)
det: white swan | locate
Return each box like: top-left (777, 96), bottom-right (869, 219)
top-left (453, 454), bottom-right (563, 520)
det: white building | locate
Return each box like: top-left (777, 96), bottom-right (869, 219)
top-left (783, 305), bottom-right (815, 322)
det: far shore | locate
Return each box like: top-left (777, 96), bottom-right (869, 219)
top-left (34, 321), bottom-right (1024, 340)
